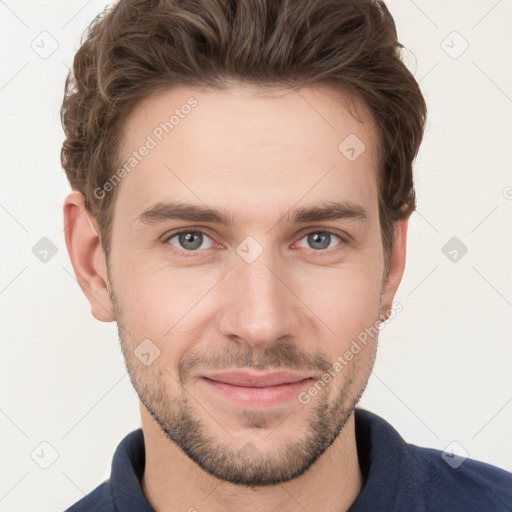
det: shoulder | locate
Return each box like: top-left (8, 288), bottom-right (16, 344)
top-left (405, 443), bottom-right (512, 511)
top-left (63, 480), bottom-right (115, 511)
top-left (353, 409), bottom-right (512, 512)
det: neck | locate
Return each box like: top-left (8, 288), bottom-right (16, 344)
top-left (140, 404), bottom-right (363, 512)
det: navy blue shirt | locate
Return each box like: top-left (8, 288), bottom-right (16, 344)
top-left (64, 408), bottom-right (512, 511)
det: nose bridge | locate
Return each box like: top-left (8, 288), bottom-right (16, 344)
top-left (240, 258), bottom-right (282, 328)
top-left (218, 242), bottom-right (300, 347)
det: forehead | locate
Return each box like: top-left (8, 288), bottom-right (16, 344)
top-left (114, 83), bottom-right (380, 227)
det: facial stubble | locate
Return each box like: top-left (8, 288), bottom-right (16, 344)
top-left (106, 264), bottom-right (379, 487)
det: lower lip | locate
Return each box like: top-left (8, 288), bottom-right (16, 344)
top-left (200, 377), bottom-right (313, 408)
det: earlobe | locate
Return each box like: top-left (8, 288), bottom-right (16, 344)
top-left (63, 191), bottom-right (115, 322)
top-left (380, 217), bottom-right (409, 320)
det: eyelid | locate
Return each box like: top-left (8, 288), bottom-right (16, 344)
top-left (161, 226), bottom-right (217, 243)
top-left (295, 226), bottom-right (348, 242)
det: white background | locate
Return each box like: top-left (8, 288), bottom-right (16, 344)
top-left (1, 0), bottom-right (511, 510)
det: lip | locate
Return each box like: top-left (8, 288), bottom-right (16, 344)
top-left (202, 370), bottom-right (313, 387)
top-left (199, 370), bottom-right (314, 408)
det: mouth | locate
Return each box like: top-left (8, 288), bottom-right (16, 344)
top-left (198, 370), bottom-right (315, 408)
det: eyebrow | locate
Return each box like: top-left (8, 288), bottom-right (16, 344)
top-left (135, 200), bottom-right (368, 227)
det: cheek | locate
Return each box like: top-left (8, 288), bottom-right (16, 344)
top-left (114, 252), bottom-right (204, 319)
top-left (112, 264), bottom-right (217, 360)
top-left (300, 264), bottom-right (383, 348)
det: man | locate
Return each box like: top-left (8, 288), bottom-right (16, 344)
top-left (60, 0), bottom-right (512, 510)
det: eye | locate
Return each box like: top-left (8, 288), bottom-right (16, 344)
top-left (165, 230), bottom-right (215, 252)
top-left (296, 231), bottom-right (342, 251)
top-left (163, 228), bottom-right (344, 257)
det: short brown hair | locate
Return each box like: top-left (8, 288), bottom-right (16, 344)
top-left (60, 0), bottom-right (427, 266)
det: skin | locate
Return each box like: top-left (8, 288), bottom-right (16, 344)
top-left (63, 83), bottom-right (408, 512)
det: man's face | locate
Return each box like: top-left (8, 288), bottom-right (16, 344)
top-left (105, 83), bottom-right (398, 486)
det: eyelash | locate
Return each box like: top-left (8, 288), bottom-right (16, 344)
top-left (162, 228), bottom-right (345, 258)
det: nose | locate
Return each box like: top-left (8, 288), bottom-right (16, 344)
top-left (217, 248), bottom-right (303, 351)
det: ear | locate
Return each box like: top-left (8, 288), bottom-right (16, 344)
top-left (63, 191), bottom-right (115, 322)
top-left (379, 217), bottom-right (408, 320)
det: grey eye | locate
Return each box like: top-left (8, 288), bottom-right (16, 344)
top-left (168, 231), bottom-right (214, 251)
top-left (297, 231), bottom-right (341, 251)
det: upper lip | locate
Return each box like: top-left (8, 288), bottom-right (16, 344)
top-left (201, 370), bottom-right (313, 388)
